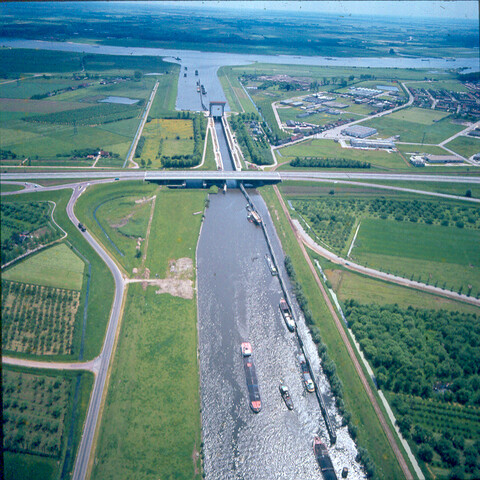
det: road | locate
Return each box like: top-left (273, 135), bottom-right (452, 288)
top-left (123, 80), bottom-right (159, 168)
top-left (65, 185), bottom-right (126, 480)
top-left (2, 170), bottom-right (480, 183)
top-left (2, 355), bottom-right (100, 373)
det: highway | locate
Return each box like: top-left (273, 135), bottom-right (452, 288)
top-left (2, 170), bottom-right (480, 183)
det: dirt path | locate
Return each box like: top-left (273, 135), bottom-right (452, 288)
top-left (273, 185), bottom-right (413, 480)
top-left (141, 194), bottom-right (157, 267)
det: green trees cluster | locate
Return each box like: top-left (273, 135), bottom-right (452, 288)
top-left (284, 256), bottom-right (375, 478)
top-left (1, 202), bottom-right (60, 265)
top-left (229, 113), bottom-right (272, 165)
top-left (134, 136), bottom-right (146, 158)
top-left (0, 149), bottom-right (17, 159)
top-left (344, 302), bottom-right (480, 405)
top-left (290, 156), bottom-right (371, 169)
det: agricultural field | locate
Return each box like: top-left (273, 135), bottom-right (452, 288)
top-left (444, 135), bottom-right (480, 159)
top-left (1, 200), bottom-right (62, 265)
top-left (3, 367), bottom-right (93, 480)
top-left (277, 138), bottom-right (408, 170)
top-left (0, 48), bottom-right (175, 166)
top-left (2, 280), bottom-right (80, 356)
top-left (3, 243), bottom-right (85, 290)
top-left (343, 303), bottom-right (480, 479)
top-left (140, 118), bottom-right (194, 168)
top-left (362, 107), bottom-right (464, 144)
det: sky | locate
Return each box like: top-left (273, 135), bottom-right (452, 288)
top-left (168, 1), bottom-right (479, 20)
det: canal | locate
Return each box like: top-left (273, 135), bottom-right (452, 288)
top-left (197, 188), bottom-right (365, 479)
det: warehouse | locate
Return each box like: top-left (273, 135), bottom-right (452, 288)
top-left (424, 154), bottom-right (463, 164)
top-left (342, 125), bottom-right (377, 138)
top-left (350, 138), bottom-right (395, 149)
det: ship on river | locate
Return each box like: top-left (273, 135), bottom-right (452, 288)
top-left (279, 298), bottom-right (295, 332)
top-left (313, 437), bottom-right (338, 480)
top-left (241, 342), bottom-right (262, 413)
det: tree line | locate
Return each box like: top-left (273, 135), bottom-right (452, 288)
top-left (291, 156), bottom-right (371, 169)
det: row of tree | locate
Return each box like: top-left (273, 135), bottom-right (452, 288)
top-left (290, 156), bottom-right (371, 168)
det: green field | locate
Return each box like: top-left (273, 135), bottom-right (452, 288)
top-left (92, 188), bottom-right (204, 479)
top-left (362, 107), bottom-right (464, 144)
top-left (352, 218), bottom-right (480, 295)
top-left (217, 66), bottom-right (257, 114)
top-left (444, 135), bottom-right (480, 159)
top-left (75, 181), bottom-right (159, 274)
top-left (0, 183), bottom-right (24, 193)
top-left (278, 138), bottom-right (408, 170)
top-left (3, 243), bottom-right (85, 290)
top-left (261, 186), bottom-right (407, 480)
top-left (146, 189), bottom-right (206, 276)
top-left (147, 67), bottom-right (180, 117)
top-left (396, 143), bottom-right (450, 156)
top-left (320, 259), bottom-right (479, 315)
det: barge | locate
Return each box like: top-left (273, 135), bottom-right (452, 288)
top-left (279, 298), bottom-right (295, 332)
top-left (265, 254), bottom-right (277, 275)
top-left (313, 437), bottom-right (338, 480)
top-left (241, 342), bottom-right (261, 413)
top-left (279, 383), bottom-right (294, 410)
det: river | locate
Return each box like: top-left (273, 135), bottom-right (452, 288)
top-left (1, 38), bottom-right (478, 112)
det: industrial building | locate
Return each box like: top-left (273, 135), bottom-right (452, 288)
top-left (341, 125), bottom-right (377, 138)
top-left (376, 85), bottom-right (399, 92)
top-left (350, 138), bottom-right (395, 149)
top-left (349, 87), bottom-right (382, 97)
top-left (323, 101), bottom-right (348, 109)
top-left (424, 154), bottom-right (463, 164)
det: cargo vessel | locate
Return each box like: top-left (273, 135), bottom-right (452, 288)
top-left (201, 85), bottom-right (207, 95)
top-left (279, 298), bottom-right (295, 332)
top-left (247, 209), bottom-right (262, 225)
top-left (313, 437), bottom-right (338, 480)
top-left (265, 254), bottom-right (277, 275)
top-left (298, 354), bottom-right (315, 393)
top-left (279, 383), bottom-right (294, 410)
top-left (241, 342), bottom-right (261, 413)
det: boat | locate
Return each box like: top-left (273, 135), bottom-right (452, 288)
top-left (313, 437), bottom-right (338, 480)
top-left (197, 86), bottom-right (200, 92)
top-left (241, 342), bottom-right (261, 413)
top-left (279, 298), bottom-right (295, 332)
top-left (265, 254), bottom-right (277, 275)
top-left (201, 85), bottom-right (207, 95)
top-left (247, 210), bottom-right (262, 225)
top-left (279, 383), bottom-right (294, 410)
top-left (298, 354), bottom-right (315, 393)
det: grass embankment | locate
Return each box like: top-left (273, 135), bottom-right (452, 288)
top-left (3, 365), bottom-right (93, 480)
top-left (147, 66), bottom-right (180, 117)
top-left (217, 66), bottom-right (257, 114)
top-left (198, 127), bottom-right (217, 170)
top-left (0, 183), bottom-right (25, 192)
top-left (92, 189), bottom-right (205, 480)
top-left (1, 189), bottom-right (114, 361)
top-left (3, 243), bottom-right (85, 290)
top-left (315, 254), bottom-right (479, 315)
top-left (260, 185), bottom-right (406, 480)
top-left (75, 181), bottom-right (159, 274)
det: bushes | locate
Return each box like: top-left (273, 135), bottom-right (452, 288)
top-left (290, 156), bottom-right (371, 169)
top-left (135, 136), bottom-right (146, 158)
